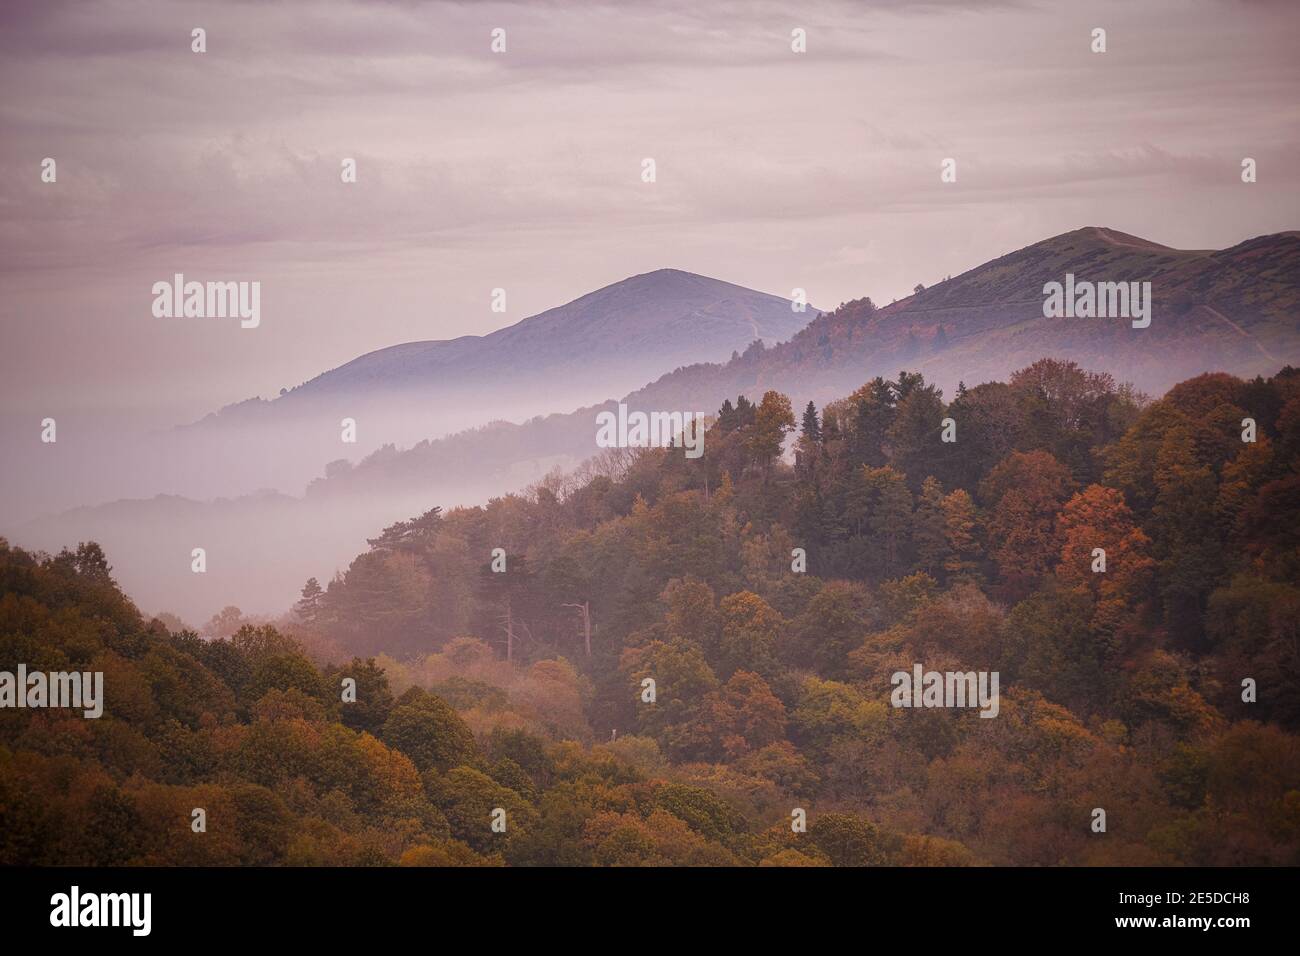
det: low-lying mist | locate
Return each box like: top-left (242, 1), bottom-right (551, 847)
top-left (0, 388), bottom-right (602, 625)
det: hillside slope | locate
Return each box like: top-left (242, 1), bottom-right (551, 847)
top-left (317, 226), bottom-right (1300, 497)
top-left (197, 268), bottom-right (814, 431)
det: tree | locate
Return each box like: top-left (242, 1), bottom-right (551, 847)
top-left (796, 401), bottom-right (823, 481)
top-left (980, 450), bottom-right (1077, 599)
top-left (425, 766), bottom-right (533, 854)
top-left (295, 577), bottom-right (323, 624)
top-left (203, 605), bottom-right (246, 640)
top-left (808, 812), bottom-right (887, 866)
top-left (245, 649), bottom-right (328, 709)
top-left (81, 786), bottom-right (143, 865)
top-left (562, 601), bottom-right (594, 657)
top-left (1056, 484), bottom-right (1155, 635)
top-left (229, 784), bottom-right (294, 866)
top-left (887, 379), bottom-right (950, 490)
top-left (913, 477), bottom-right (951, 577)
top-left (381, 688), bottom-right (477, 772)
top-left (789, 677), bottom-right (880, 763)
top-left (69, 541), bottom-right (114, 584)
top-left (734, 395), bottom-right (756, 428)
top-left (583, 808), bottom-right (734, 866)
top-left (1206, 576), bottom-right (1300, 728)
top-left (332, 657), bottom-right (395, 734)
top-left (547, 549), bottom-right (597, 657)
top-left (793, 484), bottom-right (831, 555)
top-left (790, 581), bottom-right (870, 676)
top-left (477, 553), bottom-right (536, 662)
top-left (716, 591), bottom-right (783, 676)
top-left (695, 671), bottom-right (788, 760)
top-left (661, 577), bottom-right (720, 647)
top-left (651, 783), bottom-right (748, 848)
top-left (845, 378), bottom-right (895, 468)
top-left (800, 400), bottom-right (823, 444)
top-left (717, 398), bottom-right (738, 433)
top-left (1010, 359), bottom-right (1121, 480)
top-left (944, 382), bottom-right (1025, 491)
top-left (941, 488), bottom-right (982, 577)
top-left (321, 546), bottom-right (450, 657)
top-left (1151, 436), bottom-right (1224, 648)
top-left (1000, 586), bottom-right (1107, 711)
top-left (367, 507), bottom-right (444, 555)
top-left (488, 728), bottom-right (555, 787)
top-left (747, 390), bottom-right (796, 480)
top-left (865, 466), bottom-right (913, 577)
top-left (622, 639), bottom-right (719, 761)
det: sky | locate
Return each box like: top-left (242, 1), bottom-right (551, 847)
top-left (1, 0), bottom-right (1297, 428)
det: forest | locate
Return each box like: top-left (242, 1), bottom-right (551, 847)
top-left (2, 352), bottom-right (1298, 866)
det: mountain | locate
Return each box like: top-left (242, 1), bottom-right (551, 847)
top-left (14, 227), bottom-right (1299, 621)
top-left (871, 226), bottom-right (1298, 395)
top-left (196, 268), bottom-right (814, 434)
top-left (117, 270), bottom-right (815, 512)
top-left (311, 226), bottom-right (1300, 497)
top-left (617, 226), bottom-right (1300, 413)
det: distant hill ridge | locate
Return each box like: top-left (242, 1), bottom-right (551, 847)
top-left (15, 226), bottom-right (1299, 620)
top-left (312, 225), bottom-right (1300, 496)
top-left (195, 268), bottom-right (815, 427)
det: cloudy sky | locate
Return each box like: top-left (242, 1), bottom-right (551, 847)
top-left (1, 0), bottom-right (1297, 426)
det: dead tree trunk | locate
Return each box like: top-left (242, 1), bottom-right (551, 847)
top-left (562, 601), bottom-right (592, 657)
top-left (503, 599), bottom-right (514, 662)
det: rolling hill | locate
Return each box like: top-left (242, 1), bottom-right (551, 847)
top-left (195, 268), bottom-right (814, 436)
top-left (312, 226), bottom-right (1300, 497)
top-left (14, 226), bottom-right (1299, 621)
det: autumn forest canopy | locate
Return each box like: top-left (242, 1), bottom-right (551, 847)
top-left (2, 357), bottom-right (1299, 867)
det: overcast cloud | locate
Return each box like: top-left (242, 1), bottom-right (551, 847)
top-left (1, 0), bottom-right (1296, 425)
